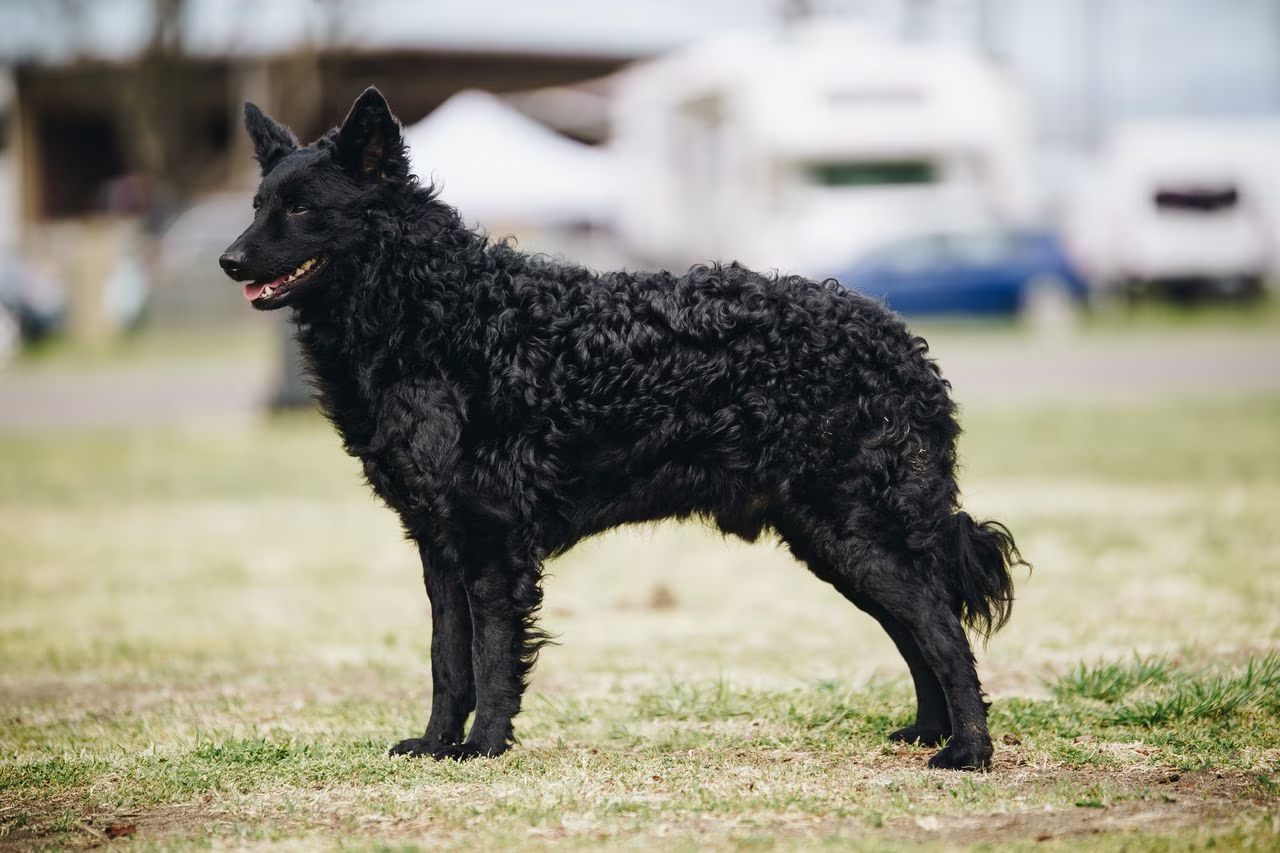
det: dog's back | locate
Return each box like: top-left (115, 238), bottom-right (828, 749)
top-left (439, 249), bottom-right (959, 553)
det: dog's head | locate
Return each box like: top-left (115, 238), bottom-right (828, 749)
top-left (219, 87), bottom-right (408, 310)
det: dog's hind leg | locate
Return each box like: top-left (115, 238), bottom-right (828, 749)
top-left (785, 524), bottom-right (993, 770)
top-left (885, 607), bottom-right (991, 770)
top-left (389, 544), bottom-right (475, 757)
top-left (858, 601), bottom-right (952, 747)
top-left (845, 543), bottom-right (993, 769)
top-left (798, 542), bottom-right (950, 743)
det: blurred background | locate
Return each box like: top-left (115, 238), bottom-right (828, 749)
top-left (0, 0), bottom-right (1277, 387)
top-left (2, 8), bottom-right (1279, 837)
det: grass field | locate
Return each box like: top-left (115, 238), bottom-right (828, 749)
top-left (2, 345), bottom-right (1279, 848)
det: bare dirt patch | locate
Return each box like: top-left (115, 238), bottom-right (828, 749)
top-left (3, 758), bottom-right (1274, 851)
top-left (886, 766), bottom-right (1274, 847)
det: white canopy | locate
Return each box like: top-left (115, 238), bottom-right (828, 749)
top-left (404, 89), bottom-right (615, 227)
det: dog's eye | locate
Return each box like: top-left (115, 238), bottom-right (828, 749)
top-left (288, 204), bottom-right (310, 216)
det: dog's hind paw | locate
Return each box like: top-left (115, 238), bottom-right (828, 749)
top-left (888, 724), bottom-right (949, 747)
top-left (926, 740), bottom-right (993, 771)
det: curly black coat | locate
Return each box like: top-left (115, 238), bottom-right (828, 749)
top-left (220, 88), bottom-right (1024, 770)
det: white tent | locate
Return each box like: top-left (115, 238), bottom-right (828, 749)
top-left (404, 89), bottom-right (615, 227)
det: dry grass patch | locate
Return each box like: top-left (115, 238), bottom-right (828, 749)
top-left (3, 398), bottom-right (1279, 849)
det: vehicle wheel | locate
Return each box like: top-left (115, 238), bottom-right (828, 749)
top-left (1021, 275), bottom-right (1079, 339)
top-left (0, 303), bottom-right (21, 368)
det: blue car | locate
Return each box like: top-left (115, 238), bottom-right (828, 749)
top-left (831, 230), bottom-right (1089, 316)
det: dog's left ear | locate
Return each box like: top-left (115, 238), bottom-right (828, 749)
top-left (335, 86), bottom-right (406, 181)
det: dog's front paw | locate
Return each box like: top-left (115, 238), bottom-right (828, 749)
top-left (926, 738), bottom-right (993, 771)
top-left (389, 737), bottom-right (441, 758)
top-left (389, 738), bottom-right (505, 761)
top-left (889, 724), bottom-right (949, 747)
top-left (428, 742), bottom-right (500, 761)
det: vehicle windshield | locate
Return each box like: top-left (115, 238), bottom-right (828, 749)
top-left (806, 159), bottom-right (938, 187)
top-left (1153, 185), bottom-right (1240, 213)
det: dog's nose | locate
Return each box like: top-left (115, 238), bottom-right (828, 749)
top-left (219, 251), bottom-right (246, 278)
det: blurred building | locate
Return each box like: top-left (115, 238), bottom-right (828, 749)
top-left (0, 0), bottom-right (1276, 332)
top-left (3, 0), bottom-right (1274, 230)
top-left (0, 0), bottom-right (785, 328)
top-left (0, 0), bottom-right (666, 234)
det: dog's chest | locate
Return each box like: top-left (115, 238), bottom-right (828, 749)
top-left (333, 403), bottom-right (434, 527)
top-left (325, 374), bottom-right (466, 530)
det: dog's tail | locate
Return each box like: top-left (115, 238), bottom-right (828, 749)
top-left (947, 512), bottom-right (1025, 642)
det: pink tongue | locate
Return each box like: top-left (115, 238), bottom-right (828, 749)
top-left (243, 272), bottom-right (288, 301)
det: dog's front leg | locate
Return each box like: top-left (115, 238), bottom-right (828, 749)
top-left (448, 557), bottom-right (542, 760)
top-left (373, 377), bottom-right (482, 759)
top-left (389, 544), bottom-right (474, 757)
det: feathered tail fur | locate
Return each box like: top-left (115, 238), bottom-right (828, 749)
top-left (949, 512), bottom-right (1025, 642)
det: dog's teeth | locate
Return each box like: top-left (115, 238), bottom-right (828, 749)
top-left (285, 259), bottom-right (315, 283)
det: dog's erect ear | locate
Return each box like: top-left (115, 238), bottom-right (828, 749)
top-left (334, 86), bottom-right (407, 181)
top-left (244, 103), bottom-right (298, 175)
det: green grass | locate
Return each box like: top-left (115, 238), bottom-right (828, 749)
top-left (959, 397), bottom-right (1280, 485)
top-left (2, 389), bottom-right (1279, 848)
top-left (1101, 654), bottom-right (1280, 727)
top-left (1050, 654), bottom-right (1180, 703)
top-left (11, 319), bottom-right (276, 375)
top-left (1080, 294), bottom-right (1280, 334)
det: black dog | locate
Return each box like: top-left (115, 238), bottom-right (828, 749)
top-left (220, 87), bottom-right (1024, 770)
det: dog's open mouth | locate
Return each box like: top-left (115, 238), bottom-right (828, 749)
top-left (243, 256), bottom-right (328, 306)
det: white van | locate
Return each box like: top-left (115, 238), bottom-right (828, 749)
top-left (611, 22), bottom-right (1035, 275)
top-left (1066, 121), bottom-right (1280, 302)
